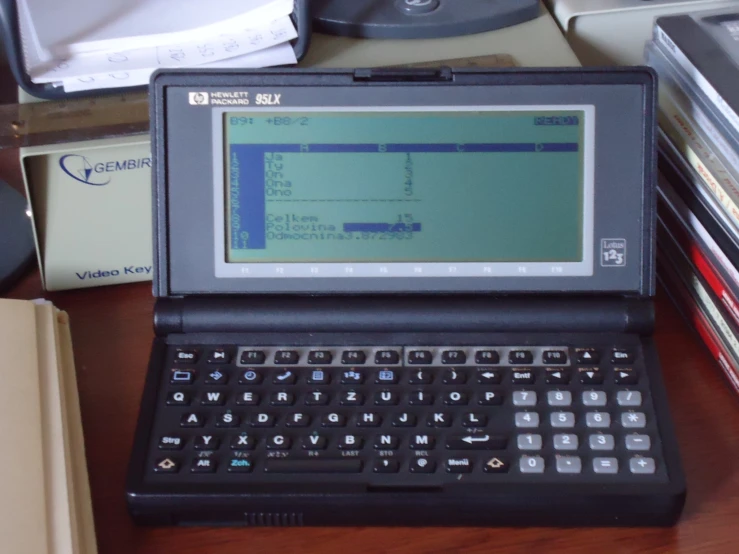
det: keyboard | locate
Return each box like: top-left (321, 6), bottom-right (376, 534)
top-left (146, 338), bottom-right (669, 484)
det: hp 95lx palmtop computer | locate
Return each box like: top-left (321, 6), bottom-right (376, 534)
top-left (126, 67), bottom-right (686, 527)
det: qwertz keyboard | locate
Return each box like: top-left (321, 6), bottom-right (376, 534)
top-left (147, 342), bottom-right (668, 484)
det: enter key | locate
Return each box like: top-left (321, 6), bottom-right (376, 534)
top-left (446, 434), bottom-right (507, 450)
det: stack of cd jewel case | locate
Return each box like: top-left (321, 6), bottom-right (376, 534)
top-left (646, 7), bottom-right (739, 393)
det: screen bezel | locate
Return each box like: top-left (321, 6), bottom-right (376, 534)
top-left (213, 104), bottom-right (595, 279)
top-left (153, 69), bottom-right (655, 296)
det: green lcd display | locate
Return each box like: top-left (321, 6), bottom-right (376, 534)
top-left (224, 110), bottom-right (586, 263)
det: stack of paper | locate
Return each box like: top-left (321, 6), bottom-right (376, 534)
top-left (18, 0), bottom-right (297, 93)
top-left (0, 300), bottom-right (96, 554)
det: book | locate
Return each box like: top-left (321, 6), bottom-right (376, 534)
top-left (654, 9), bottom-right (739, 140)
top-left (0, 300), bottom-right (96, 554)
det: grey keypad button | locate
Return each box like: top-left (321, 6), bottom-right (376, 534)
top-left (588, 433), bottom-right (615, 451)
top-left (582, 390), bottom-right (607, 407)
top-left (556, 456), bottom-right (582, 474)
top-left (585, 411), bottom-right (611, 428)
top-left (616, 390), bottom-right (642, 407)
top-left (553, 433), bottom-right (578, 451)
top-left (512, 390), bottom-right (537, 407)
top-left (547, 390), bottom-right (572, 407)
top-left (550, 411), bottom-right (575, 428)
top-left (515, 411), bottom-right (540, 428)
top-left (621, 412), bottom-right (647, 428)
top-left (593, 457), bottom-right (618, 474)
top-left (519, 455), bottom-right (545, 473)
top-left (517, 433), bottom-right (542, 450)
top-left (629, 457), bottom-right (656, 474)
top-left (625, 434), bottom-right (651, 451)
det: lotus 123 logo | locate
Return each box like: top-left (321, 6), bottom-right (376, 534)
top-left (58, 154), bottom-right (152, 186)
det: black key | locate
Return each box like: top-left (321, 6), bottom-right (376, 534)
top-left (338, 434), bottom-right (364, 450)
top-left (341, 350), bottom-right (366, 365)
top-left (305, 391), bottom-right (330, 406)
top-left (442, 368), bottom-right (467, 384)
top-left (483, 456), bottom-right (510, 473)
top-left (273, 369), bottom-right (297, 384)
top-left (477, 368), bottom-right (502, 384)
top-left (374, 391), bottom-right (400, 406)
top-left (180, 413), bottom-right (205, 427)
top-left (166, 391), bottom-right (190, 406)
top-left (239, 369), bottom-right (263, 384)
top-left (274, 350), bottom-right (300, 365)
top-left (408, 350), bottom-right (433, 364)
top-left (200, 391), bottom-right (226, 406)
top-left (266, 435), bottom-right (292, 450)
top-left (463, 412), bottom-right (488, 427)
top-left (427, 412), bottom-right (452, 427)
top-left (408, 369), bottom-right (433, 385)
top-left (230, 434), bottom-right (256, 450)
top-left (579, 367), bottom-right (604, 385)
top-left (174, 349), bottom-right (198, 364)
top-left (512, 370), bottom-right (535, 384)
top-left (340, 390), bottom-right (365, 406)
top-left (375, 369), bottom-right (399, 384)
top-left (446, 457), bottom-right (473, 473)
top-left (612, 349), bottom-right (635, 364)
top-left (158, 435), bottom-right (185, 450)
top-left (322, 413), bottom-right (347, 427)
top-left (264, 459), bottom-right (363, 473)
top-left (204, 368), bottom-right (229, 385)
top-left (545, 368), bottom-right (570, 385)
top-left (306, 368), bottom-right (330, 385)
top-left (207, 349), bottom-right (231, 364)
top-left (409, 434), bottom-right (435, 450)
top-left (170, 369), bottom-right (195, 385)
top-left (576, 348), bottom-right (600, 364)
top-left (301, 435), bottom-right (327, 450)
top-left (446, 435), bottom-right (507, 450)
top-left (509, 350), bottom-right (533, 365)
top-left (542, 350), bottom-right (568, 365)
top-left (191, 458), bottom-right (217, 473)
top-left (270, 391), bottom-right (295, 406)
top-left (392, 412), bottom-right (417, 427)
top-left (216, 412), bottom-right (240, 428)
top-left (307, 350), bottom-right (332, 364)
top-left (408, 390), bottom-right (434, 405)
top-left (614, 367), bottom-right (639, 385)
top-left (475, 350), bottom-right (500, 365)
top-left (443, 391), bottom-right (469, 405)
top-left (478, 391), bottom-right (504, 406)
top-left (227, 458), bottom-right (254, 473)
top-left (374, 459), bottom-right (400, 473)
top-left (250, 413), bottom-right (276, 427)
top-left (375, 350), bottom-right (400, 364)
top-left (193, 435), bottom-right (220, 450)
top-left (340, 369), bottom-right (364, 384)
top-left (240, 350), bottom-right (265, 365)
top-left (410, 458), bottom-right (437, 473)
top-left (356, 412), bottom-right (382, 427)
top-left (154, 457), bottom-right (180, 473)
top-left (441, 350), bottom-right (467, 364)
top-left (374, 434), bottom-right (400, 449)
top-left (285, 413), bottom-right (311, 427)
top-left (235, 391), bottom-right (260, 406)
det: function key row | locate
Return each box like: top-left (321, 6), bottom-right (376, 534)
top-left (169, 367), bottom-right (639, 386)
top-left (173, 346), bottom-right (637, 367)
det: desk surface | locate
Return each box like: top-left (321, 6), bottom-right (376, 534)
top-left (5, 272), bottom-right (739, 554)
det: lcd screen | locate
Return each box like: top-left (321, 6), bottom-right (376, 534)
top-left (224, 110), bottom-right (586, 264)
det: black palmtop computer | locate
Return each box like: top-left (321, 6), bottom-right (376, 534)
top-left (126, 67), bottom-right (686, 526)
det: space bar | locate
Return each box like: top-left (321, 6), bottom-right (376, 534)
top-left (264, 459), bottom-right (363, 473)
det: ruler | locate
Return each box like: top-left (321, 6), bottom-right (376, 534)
top-left (0, 55), bottom-right (516, 150)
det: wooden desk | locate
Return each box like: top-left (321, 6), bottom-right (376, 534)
top-left (5, 271), bottom-right (739, 553)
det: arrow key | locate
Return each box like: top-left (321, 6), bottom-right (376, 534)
top-left (614, 368), bottom-right (638, 385)
top-left (576, 348), bottom-right (600, 364)
top-left (545, 368), bottom-right (570, 385)
top-left (578, 367), bottom-right (604, 385)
